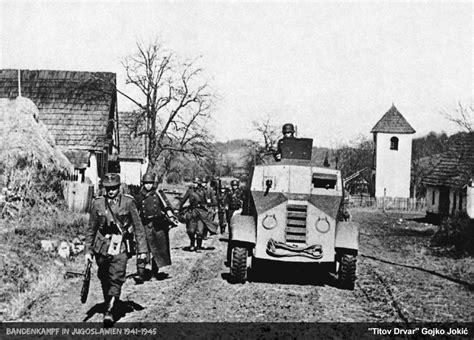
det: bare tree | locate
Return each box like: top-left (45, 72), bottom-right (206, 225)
top-left (335, 136), bottom-right (374, 195)
top-left (250, 116), bottom-right (280, 165)
top-left (442, 102), bottom-right (473, 133)
top-left (98, 39), bottom-right (215, 178)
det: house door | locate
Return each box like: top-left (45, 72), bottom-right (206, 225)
top-left (439, 187), bottom-right (450, 215)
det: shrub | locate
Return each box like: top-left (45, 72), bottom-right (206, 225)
top-left (431, 212), bottom-right (474, 256)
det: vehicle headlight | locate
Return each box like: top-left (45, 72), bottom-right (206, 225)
top-left (262, 214), bottom-right (277, 230)
top-left (316, 216), bottom-right (330, 233)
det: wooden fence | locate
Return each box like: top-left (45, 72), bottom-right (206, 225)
top-left (348, 195), bottom-right (426, 212)
top-left (62, 181), bottom-right (94, 213)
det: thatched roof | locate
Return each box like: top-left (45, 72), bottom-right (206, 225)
top-left (371, 104), bottom-right (416, 134)
top-left (0, 97), bottom-right (73, 172)
top-left (0, 69), bottom-right (116, 152)
top-left (423, 132), bottom-right (474, 190)
top-left (118, 111), bottom-right (146, 161)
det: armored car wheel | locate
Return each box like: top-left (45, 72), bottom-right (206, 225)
top-left (230, 246), bottom-right (248, 283)
top-left (336, 254), bottom-right (357, 290)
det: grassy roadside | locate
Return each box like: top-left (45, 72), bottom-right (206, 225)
top-left (0, 207), bottom-right (88, 321)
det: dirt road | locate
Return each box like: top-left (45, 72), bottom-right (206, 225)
top-left (26, 209), bottom-right (473, 323)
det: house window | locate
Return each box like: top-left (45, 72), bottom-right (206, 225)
top-left (390, 136), bottom-right (399, 150)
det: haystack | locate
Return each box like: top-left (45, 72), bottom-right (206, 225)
top-left (0, 97), bottom-right (73, 173)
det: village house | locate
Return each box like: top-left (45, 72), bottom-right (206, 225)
top-left (0, 69), bottom-right (118, 189)
top-left (423, 132), bottom-right (474, 219)
top-left (117, 111), bottom-right (148, 185)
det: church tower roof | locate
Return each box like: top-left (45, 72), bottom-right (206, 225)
top-left (371, 104), bottom-right (416, 134)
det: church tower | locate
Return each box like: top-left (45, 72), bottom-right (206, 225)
top-left (371, 104), bottom-right (416, 199)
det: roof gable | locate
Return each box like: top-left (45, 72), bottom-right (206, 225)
top-left (0, 69), bottom-right (116, 151)
top-left (371, 104), bottom-right (416, 134)
top-left (422, 132), bottom-right (474, 189)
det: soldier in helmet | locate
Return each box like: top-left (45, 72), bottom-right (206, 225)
top-left (275, 123), bottom-right (296, 161)
top-left (225, 179), bottom-right (244, 262)
top-left (85, 173), bottom-right (147, 327)
top-left (224, 179), bottom-right (244, 227)
top-left (178, 177), bottom-right (218, 252)
top-left (133, 173), bottom-right (172, 284)
top-left (216, 181), bottom-right (228, 234)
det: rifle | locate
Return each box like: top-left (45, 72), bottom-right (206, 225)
top-left (80, 260), bottom-right (92, 304)
top-left (157, 189), bottom-right (179, 228)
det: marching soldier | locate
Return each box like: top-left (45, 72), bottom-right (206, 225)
top-left (85, 173), bottom-right (147, 327)
top-left (225, 179), bottom-right (244, 262)
top-left (274, 123), bottom-right (296, 161)
top-left (201, 177), bottom-right (217, 208)
top-left (134, 173), bottom-right (172, 284)
top-left (178, 177), bottom-right (218, 252)
top-left (225, 179), bottom-right (244, 227)
top-left (216, 184), bottom-right (228, 234)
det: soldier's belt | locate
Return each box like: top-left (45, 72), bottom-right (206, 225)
top-left (266, 238), bottom-right (323, 260)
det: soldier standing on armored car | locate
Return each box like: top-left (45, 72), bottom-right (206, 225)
top-left (133, 173), bottom-right (172, 284)
top-left (275, 123), bottom-right (296, 161)
top-left (85, 173), bottom-right (147, 327)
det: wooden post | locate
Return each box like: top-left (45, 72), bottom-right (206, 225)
top-left (383, 188), bottom-right (386, 212)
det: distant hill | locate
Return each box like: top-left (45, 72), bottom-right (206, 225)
top-left (214, 139), bottom-right (254, 168)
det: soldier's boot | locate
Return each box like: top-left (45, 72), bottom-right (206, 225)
top-left (189, 237), bottom-right (196, 252)
top-left (151, 260), bottom-right (160, 279)
top-left (134, 258), bottom-right (147, 285)
top-left (103, 296), bottom-right (116, 328)
top-left (196, 238), bottom-right (203, 253)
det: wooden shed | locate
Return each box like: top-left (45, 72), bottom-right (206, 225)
top-left (423, 132), bottom-right (474, 218)
top-left (0, 69), bottom-right (118, 190)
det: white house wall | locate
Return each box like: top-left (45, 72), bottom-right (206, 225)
top-left (375, 133), bottom-right (412, 198)
top-left (84, 152), bottom-right (99, 190)
top-left (120, 161), bottom-right (144, 186)
top-left (467, 185), bottom-right (474, 218)
top-left (448, 190), bottom-right (466, 215)
top-left (426, 186), bottom-right (439, 214)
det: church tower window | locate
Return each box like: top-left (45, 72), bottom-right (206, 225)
top-left (390, 136), bottom-right (399, 150)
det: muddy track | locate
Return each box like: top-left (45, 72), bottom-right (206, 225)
top-left (363, 261), bottom-right (410, 325)
top-left (18, 209), bottom-right (474, 323)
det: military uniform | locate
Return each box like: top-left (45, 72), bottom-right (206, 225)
top-left (85, 173), bottom-right (147, 327)
top-left (225, 181), bottom-right (244, 262)
top-left (225, 187), bottom-right (244, 226)
top-left (135, 186), bottom-right (172, 281)
top-left (216, 188), bottom-right (228, 233)
top-left (178, 181), bottom-right (218, 252)
top-left (275, 123), bottom-right (296, 161)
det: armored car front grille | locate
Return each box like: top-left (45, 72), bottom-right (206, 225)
top-left (285, 204), bottom-right (307, 244)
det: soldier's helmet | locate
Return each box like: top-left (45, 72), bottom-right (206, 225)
top-left (142, 173), bottom-right (155, 184)
top-left (282, 123), bottom-right (295, 134)
top-left (193, 177), bottom-right (202, 184)
top-left (103, 173), bottom-right (121, 188)
top-left (231, 179), bottom-right (239, 187)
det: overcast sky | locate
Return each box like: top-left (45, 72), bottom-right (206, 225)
top-left (1, 1), bottom-right (472, 147)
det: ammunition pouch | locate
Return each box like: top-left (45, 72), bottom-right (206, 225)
top-left (92, 231), bottom-right (112, 255)
top-left (123, 231), bottom-right (136, 258)
top-left (93, 230), bottom-right (127, 257)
